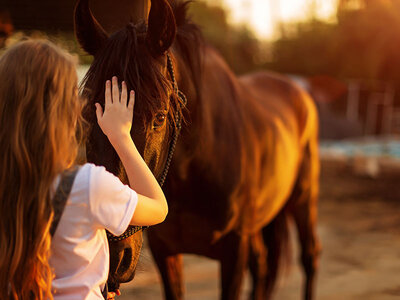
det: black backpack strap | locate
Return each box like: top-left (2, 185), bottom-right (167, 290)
top-left (101, 283), bottom-right (108, 300)
top-left (50, 166), bottom-right (80, 237)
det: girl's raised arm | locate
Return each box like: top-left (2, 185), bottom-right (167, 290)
top-left (95, 76), bottom-right (168, 226)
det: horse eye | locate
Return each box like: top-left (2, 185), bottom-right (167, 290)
top-left (153, 113), bottom-right (167, 129)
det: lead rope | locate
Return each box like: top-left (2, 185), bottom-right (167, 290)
top-left (107, 53), bottom-right (187, 242)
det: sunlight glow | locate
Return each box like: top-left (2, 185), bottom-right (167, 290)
top-left (217, 0), bottom-right (339, 39)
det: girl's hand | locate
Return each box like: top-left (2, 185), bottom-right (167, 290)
top-left (95, 76), bottom-right (135, 143)
top-left (107, 289), bottom-right (121, 300)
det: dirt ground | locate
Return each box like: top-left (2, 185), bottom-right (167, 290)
top-left (118, 158), bottom-right (400, 300)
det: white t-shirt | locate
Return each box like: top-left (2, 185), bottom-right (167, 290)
top-left (49, 163), bottom-right (138, 300)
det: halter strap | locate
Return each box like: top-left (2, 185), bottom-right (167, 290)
top-left (157, 53), bottom-right (187, 186)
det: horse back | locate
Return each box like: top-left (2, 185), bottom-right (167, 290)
top-left (240, 71), bottom-right (318, 149)
top-left (237, 71), bottom-right (318, 231)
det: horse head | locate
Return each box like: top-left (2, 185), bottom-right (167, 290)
top-left (74, 0), bottom-right (180, 291)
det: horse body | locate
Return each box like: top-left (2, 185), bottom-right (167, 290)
top-left (148, 41), bottom-right (320, 300)
top-left (156, 45), bottom-right (310, 237)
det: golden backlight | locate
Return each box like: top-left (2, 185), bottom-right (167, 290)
top-left (216, 0), bottom-right (339, 39)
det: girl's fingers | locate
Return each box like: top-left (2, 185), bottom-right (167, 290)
top-left (95, 103), bottom-right (103, 121)
top-left (105, 80), bottom-right (112, 105)
top-left (121, 81), bottom-right (128, 106)
top-left (112, 76), bottom-right (120, 103)
top-left (107, 292), bottom-right (116, 300)
top-left (128, 90), bottom-right (135, 111)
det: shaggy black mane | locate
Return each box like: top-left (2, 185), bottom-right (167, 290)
top-left (80, 0), bottom-right (204, 128)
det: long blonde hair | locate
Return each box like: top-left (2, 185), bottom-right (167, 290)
top-left (0, 40), bottom-right (85, 299)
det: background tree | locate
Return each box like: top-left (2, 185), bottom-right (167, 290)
top-left (269, 0), bottom-right (400, 85)
top-left (188, 1), bottom-right (266, 74)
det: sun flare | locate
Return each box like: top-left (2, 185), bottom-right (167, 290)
top-left (216, 0), bottom-right (339, 39)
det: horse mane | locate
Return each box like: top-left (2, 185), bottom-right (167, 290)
top-left (80, 22), bottom-right (179, 129)
top-left (81, 1), bottom-right (205, 128)
top-left (169, 0), bottom-right (204, 105)
top-left (169, 2), bottom-right (253, 191)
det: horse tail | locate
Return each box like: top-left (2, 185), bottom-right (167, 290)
top-left (262, 206), bottom-right (291, 296)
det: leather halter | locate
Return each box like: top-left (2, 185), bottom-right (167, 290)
top-left (157, 53), bottom-right (187, 186)
top-left (107, 53), bottom-right (187, 242)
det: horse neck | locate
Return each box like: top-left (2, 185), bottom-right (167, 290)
top-left (173, 45), bottom-right (250, 186)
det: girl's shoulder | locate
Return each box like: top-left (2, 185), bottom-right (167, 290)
top-left (65, 163), bottom-right (117, 206)
top-left (79, 163), bottom-right (125, 190)
top-left (75, 163), bottom-right (138, 235)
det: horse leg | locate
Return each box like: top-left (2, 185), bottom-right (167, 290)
top-left (261, 209), bottom-right (290, 300)
top-left (289, 139), bottom-right (321, 300)
top-left (248, 231), bottom-right (268, 300)
top-left (151, 252), bottom-right (183, 300)
top-left (219, 233), bottom-right (250, 300)
top-left (148, 234), bottom-right (183, 300)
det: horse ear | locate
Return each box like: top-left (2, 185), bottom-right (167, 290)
top-left (146, 0), bottom-right (176, 57)
top-left (74, 0), bottom-right (109, 56)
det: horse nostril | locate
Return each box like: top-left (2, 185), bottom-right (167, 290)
top-left (118, 248), bottom-right (133, 274)
top-left (117, 247), bottom-right (137, 282)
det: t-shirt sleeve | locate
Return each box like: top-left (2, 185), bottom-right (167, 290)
top-left (88, 164), bottom-right (138, 236)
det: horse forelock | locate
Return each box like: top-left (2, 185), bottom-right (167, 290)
top-left (80, 24), bottom-right (180, 128)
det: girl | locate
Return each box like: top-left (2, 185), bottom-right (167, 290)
top-left (0, 40), bottom-right (167, 299)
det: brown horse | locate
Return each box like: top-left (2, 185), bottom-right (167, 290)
top-left (75, 0), bottom-right (321, 299)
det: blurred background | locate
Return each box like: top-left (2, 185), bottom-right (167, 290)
top-left (1, 0), bottom-right (400, 299)
top-left (3, 0), bottom-right (400, 141)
